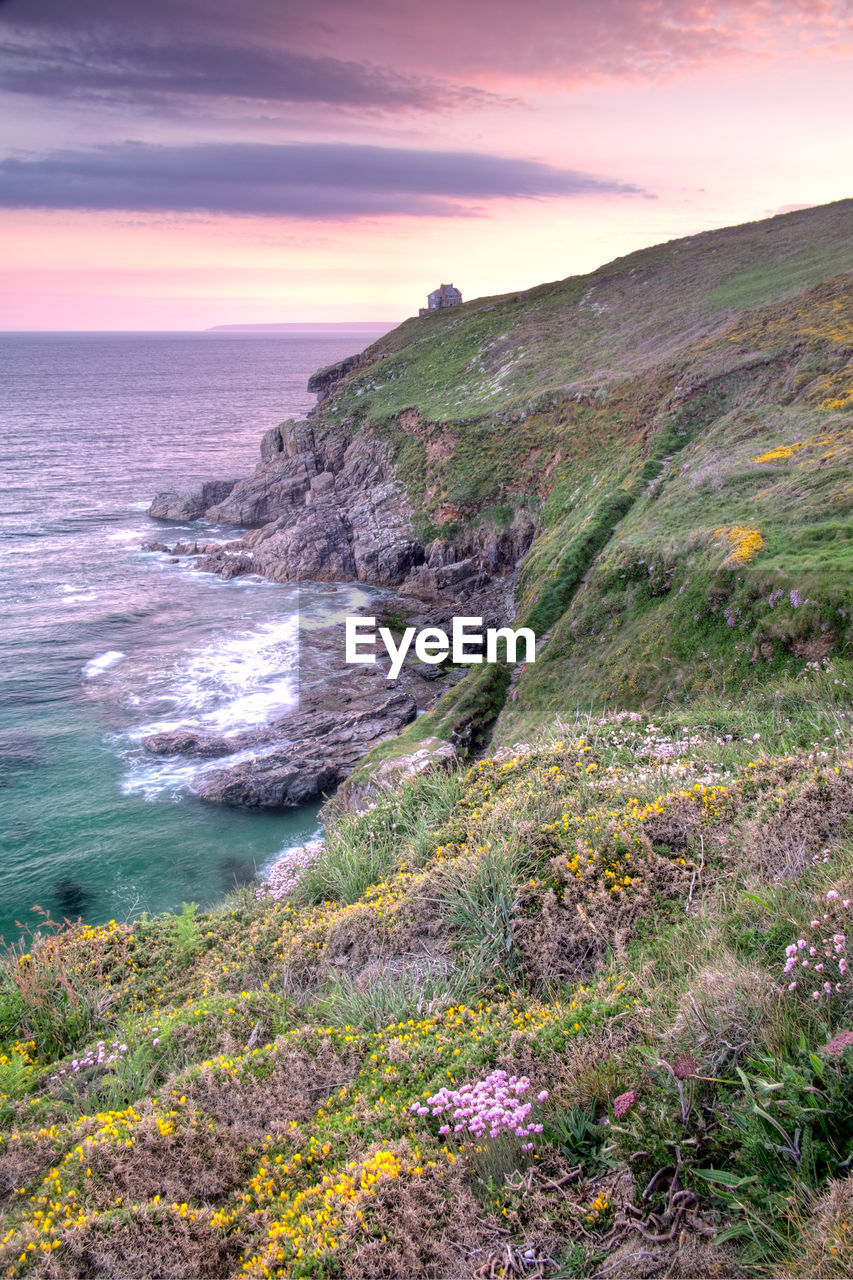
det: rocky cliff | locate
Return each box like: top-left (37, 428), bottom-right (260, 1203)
top-left (145, 414), bottom-right (532, 810)
top-left (148, 413), bottom-right (536, 603)
top-left (147, 197), bottom-right (853, 809)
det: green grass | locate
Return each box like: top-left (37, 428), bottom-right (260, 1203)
top-left (707, 239), bottom-right (853, 310)
top-left (2, 668), bottom-right (853, 1277)
top-left (3, 200), bottom-right (853, 1280)
top-left (297, 769), bottom-right (467, 905)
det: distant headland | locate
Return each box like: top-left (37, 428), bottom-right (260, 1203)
top-left (206, 321), bottom-right (397, 332)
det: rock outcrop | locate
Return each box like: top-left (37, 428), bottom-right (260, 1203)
top-left (144, 371), bottom-right (537, 810)
top-left (335, 737), bottom-right (459, 815)
top-left (149, 419), bottom-right (429, 587)
top-left (148, 417), bottom-right (535, 602)
top-left (140, 624), bottom-right (467, 809)
top-left (191, 685), bottom-right (417, 808)
top-left (306, 354), bottom-right (363, 403)
top-left (147, 478), bottom-right (240, 521)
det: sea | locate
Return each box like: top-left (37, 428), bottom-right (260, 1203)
top-left (0, 326), bottom-right (393, 945)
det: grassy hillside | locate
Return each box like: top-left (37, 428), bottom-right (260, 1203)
top-left (2, 201), bottom-right (853, 1280)
top-left (324, 200), bottom-right (853, 748)
top-left (2, 670), bottom-right (853, 1278)
top-left (497, 273), bottom-right (853, 742)
top-left (326, 198), bottom-right (853, 429)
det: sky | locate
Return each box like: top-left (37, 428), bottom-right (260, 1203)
top-left (0, 0), bottom-right (851, 329)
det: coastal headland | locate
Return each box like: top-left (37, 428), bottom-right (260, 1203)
top-left (146, 197), bottom-right (853, 810)
top-left (4, 202), bottom-right (848, 1279)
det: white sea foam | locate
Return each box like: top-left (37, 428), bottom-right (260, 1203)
top-left (120, 741), bottom-right (283, 801)
top-left (177, 616), bottom-right (299, 731)
top-left (118, 615), bottom-right (299, 797)
top-left (83, 650), bottom-right (126, 678)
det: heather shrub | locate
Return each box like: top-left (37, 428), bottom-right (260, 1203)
top-left (514, 829), bottom-right (691, 984)
top-left (318, 904), bottom-right (382, 980)
top-left (743, 769), bottom-right (853, 881)
top-left (339, 1146), bottom-right (492, 1280)
top-left (81, 1109), bottom-right (252, 1207)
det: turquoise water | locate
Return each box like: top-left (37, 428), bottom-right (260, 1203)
top-left (0, 329), bottom-right (390, 944)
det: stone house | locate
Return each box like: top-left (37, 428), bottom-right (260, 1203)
top-left (419, 283), bottom-right (462, 316)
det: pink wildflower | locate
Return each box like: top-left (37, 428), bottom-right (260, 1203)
top-left (613, 1089), bottom-right (636, 1119)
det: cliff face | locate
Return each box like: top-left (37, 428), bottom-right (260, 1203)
top-left (148, 198), bottom-right (853, 788)
top-left (149, 414), bottom-right (536, 605)
top-left (206, 421), bottom-right (423, 586)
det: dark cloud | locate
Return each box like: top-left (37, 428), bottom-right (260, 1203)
top-left (2, 0), bottom-right (849, 94)
top-left (0, 37), bottom-right (501, 113)
top-left (0, 141), bottom-right (648, 217)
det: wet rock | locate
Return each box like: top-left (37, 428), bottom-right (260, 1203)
top-left (151, 646), bottom-right (423, 808)
top-left (192, 687), bottom-right (417, 808)
top-left (193, 753), bottom-right (341, 808)
top-left (142, 730), bottom-right (252, 758)
top-left (148, 478), bottom-right (239, 521)
top-left (218, 554), bottom-right (255, 580)
top-left (54, 878), bottom-right (93, 918)
top-left (410, 660), bottom-right (446, 681)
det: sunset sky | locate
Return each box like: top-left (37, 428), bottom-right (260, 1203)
top-left (1, 0), bottom-right (851, 329)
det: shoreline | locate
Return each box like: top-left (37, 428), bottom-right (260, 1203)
top-left (142, 354), bottom-right (527, 814)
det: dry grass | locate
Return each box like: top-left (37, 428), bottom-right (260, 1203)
top-left (184, 1035), bottom-right (361, 1140)
top-left (589, 1234), bottom-right (745, 1279)
top-left (667, 955), bottom-right (775, 1075)
top-left (538, 1021), bottom-right (641, 1113)
top-left (31, 1206), bottom-right (244, 1279)
top-left (786, 1175), bottom-right (853, 1278)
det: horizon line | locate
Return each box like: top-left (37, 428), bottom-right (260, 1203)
top-left (0, 320), bottom-right (402, 335)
